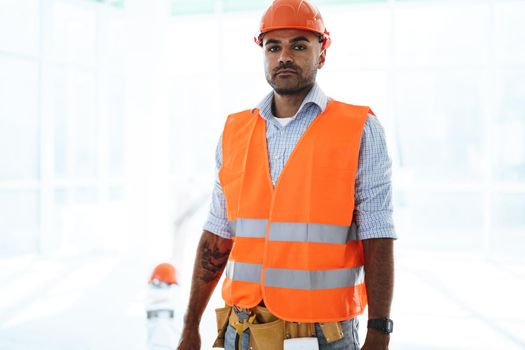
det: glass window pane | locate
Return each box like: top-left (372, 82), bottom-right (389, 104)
top-left (318, 70), bottom-right (388, 113)
top-left (98, 15), bottom-right (126, 74)
top-left (70, 70), bottom-right (97, 177)
top-left (324, 7), bottom-right (389, 70)
top-left (50, 189), bottom-right (69, 253)
top-left (0, 190), bottom-right (40, 255)
top-left (316, 0), bottom-right (386, 4)
top-left (0, 0), bottom-right (40, 56)
top-left (58, 187), bottom-right (101, 254)
top-left (109, 186), bottom-right (125, 201)
top-left (494, 71), bottom-right (525, 181)
top-left (171, 0), bottom-right (387, 15)
top-left (394, 3), bottom-right (489, 67)
top-left (107, 0), bottom-right (125, 9)
top-left (0, 55), bottom-right (39, 180)
top-left (494, 2), bottom-right (525, 65)
top-left (100, 76), bottom-right (125, 177)
top-left (169, 77), bottom-right (221, 179)
top-left (394, 70), bottom-right (486, 182)
top-left (492, 193), bottom-right (525, 257)
top-left (219, 73), bottom-right (267, 114)
top-left (51, 188), bottom-right (106, 254)
top-left (167, 17), bottom-right (220, 75)
top-left (395, 191), bottom-right (484, 252)
top-left (220, 13), bottom-right (262, 74)
top-left (73, 187), bottom-right (99, 204)
top-left (172, 0), bottom-right (215, 16)
top-left (48, 67), bottom-right (97, 178)
top-left (47, 1), bottom-right (96, 65)
top-left (222, 0), bottom-right (266, 12)
top-left (43, 65), bottom-right (69, 177)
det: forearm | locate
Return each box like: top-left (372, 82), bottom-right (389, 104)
top-left (182, 230), bottom-right (233, 328)
top-left (361, 238), bottom-right (394, 349)
top-left (362, 238), bottom-right (394, 319)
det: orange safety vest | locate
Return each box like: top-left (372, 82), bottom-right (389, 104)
top-left (219, 100), bottom-right (370, 322)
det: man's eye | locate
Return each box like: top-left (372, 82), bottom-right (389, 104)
top-left (293, 45), bottom-right (306, 50)
top-left (268, 46), bottom-right (280, 52)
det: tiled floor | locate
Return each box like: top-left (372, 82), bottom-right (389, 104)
top-left (1, 205), bottom-right (524, 349)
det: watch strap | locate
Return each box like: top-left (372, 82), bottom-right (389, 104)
top-left (367, 318), bottom-right (394, 334)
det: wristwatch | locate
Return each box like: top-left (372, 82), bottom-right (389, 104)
top-left (367, 318), bottom-right (394, 334)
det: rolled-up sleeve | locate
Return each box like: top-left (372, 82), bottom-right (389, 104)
top-left (202, 133), bottom-right (234, 239)
top-left (354, 114), bottom-right (397, 240)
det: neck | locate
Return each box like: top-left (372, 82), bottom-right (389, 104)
top-left (272, 87), bottom-right (312, 118)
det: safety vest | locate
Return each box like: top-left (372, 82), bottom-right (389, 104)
top-left (219, 100), bottom-right (370, 322)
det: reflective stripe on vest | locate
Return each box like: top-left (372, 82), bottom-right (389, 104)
top-left (269, 222), bottom-right (358, 244)
top-left (226, 261), bottom-right (364, 290)
top-left (228, 218), bottom-right (267, 238)
top-left (266, 266), bottom-right (365, 290)
top-left (225, 261), bottom-right (262, 283)
top-left (229, 219), bottom-right (358, 244)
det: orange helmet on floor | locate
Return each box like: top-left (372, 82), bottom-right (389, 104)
top-left (254, 0), bottom-right (331, 50)
top-left (149, 263), bottom-right (178, 285)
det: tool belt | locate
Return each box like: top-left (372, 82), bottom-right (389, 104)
top-left (212, 305), bottom-right (345, 350)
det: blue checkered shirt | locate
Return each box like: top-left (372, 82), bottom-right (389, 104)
top-left (203, 84), bottom-right (396, 240)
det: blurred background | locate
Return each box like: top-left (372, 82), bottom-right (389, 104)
top-left (1, 0), bottom-right (524, 349)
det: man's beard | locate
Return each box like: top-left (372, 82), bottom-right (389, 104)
top-left (266, 64), bottom-right (317, 96)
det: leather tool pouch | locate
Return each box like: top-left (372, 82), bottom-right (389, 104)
top-left (285, 322), bottom-right (316, 339)
top-left (212, 305), bottom-right (232, 348)
top-left (249, 318), bottom-right (285, 350)
top-left (318, 322), bottom-right (344, 343)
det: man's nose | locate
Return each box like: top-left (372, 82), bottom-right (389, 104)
top-left (278, 47), bottom-right (293, 65)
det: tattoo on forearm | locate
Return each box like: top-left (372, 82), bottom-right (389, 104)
top-left (199, 240), bottom-right (231, 283)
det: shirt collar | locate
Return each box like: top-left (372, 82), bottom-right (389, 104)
top-left (252, 83), bottom-right (329, 121)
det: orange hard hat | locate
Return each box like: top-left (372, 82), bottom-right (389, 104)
top-left (254, 0), bottom-right (331, 50)
top-left (149, 263), bottom-right (178, 285)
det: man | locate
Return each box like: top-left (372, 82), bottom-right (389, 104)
top-left (177, 0), bottom-right (396, 349)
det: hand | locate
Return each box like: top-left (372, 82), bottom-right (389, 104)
top-left (361, 329), bottom-right (389, 350)
top-left (177, 328), bottom-right (201, 350)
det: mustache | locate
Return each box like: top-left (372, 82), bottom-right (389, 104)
top-left (273, 64), bottom-right (300, 75)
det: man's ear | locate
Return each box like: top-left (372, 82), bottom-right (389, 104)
top-left (318, 49), bottom-right (326, 69)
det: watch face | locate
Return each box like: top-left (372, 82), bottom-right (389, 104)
top-left (385, 319), bottom-right (394, 333)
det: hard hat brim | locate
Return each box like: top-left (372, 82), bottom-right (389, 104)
top-left (254, 26), bottom-right (331, 49)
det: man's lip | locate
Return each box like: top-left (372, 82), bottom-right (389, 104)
top-left (276, 69), bottom-right (297, 75)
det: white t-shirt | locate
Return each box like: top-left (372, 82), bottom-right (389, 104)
top-left (274, 116), bottom-right (295, 127)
